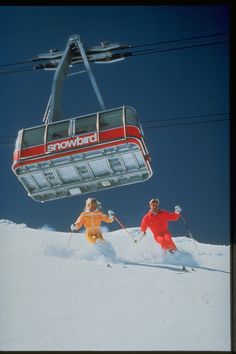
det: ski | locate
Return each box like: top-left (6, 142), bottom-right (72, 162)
top-left (163, 248), bottom-right (197, 272)
top-left (181, 266), bottom-right (196, 272)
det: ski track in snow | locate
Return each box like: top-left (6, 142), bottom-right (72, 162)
top-left (0, 220), bottom-right (231, 351)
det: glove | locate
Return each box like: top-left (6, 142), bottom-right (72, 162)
top-left (175, 205), bottom-right (182, 214)
top-left (108, 210), bottom-right (115, 219)
top-left (71, 223), bottom-right (77, 231)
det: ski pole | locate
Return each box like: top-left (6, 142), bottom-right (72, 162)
top-left (113, 215), bottom-right (136, 242)
top-left (67, 231), bottom-right (73, 248)
top-left (180, 213), bottom-right (201, 253)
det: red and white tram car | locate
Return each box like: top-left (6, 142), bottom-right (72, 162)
top-left (12, 106), bottom-right (153, 202)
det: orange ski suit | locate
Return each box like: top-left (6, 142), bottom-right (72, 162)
top-left (75, 210), bottom-right (113, 244)
top-left (140, 209), bottom-right (180, 251)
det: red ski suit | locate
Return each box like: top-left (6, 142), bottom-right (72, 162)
top-left (140, 209), bottom-right (180, 251)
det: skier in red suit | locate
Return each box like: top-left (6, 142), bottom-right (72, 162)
top-left (140, 199), bottom-right (181, 253)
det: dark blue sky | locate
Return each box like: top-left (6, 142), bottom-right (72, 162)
top-left (0, 5), bottom-right (229, 244)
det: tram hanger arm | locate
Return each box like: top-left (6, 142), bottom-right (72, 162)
top-left (44, 34), bottom-right (107, 123)
top-left (47, 37), bottom-right (74, 122)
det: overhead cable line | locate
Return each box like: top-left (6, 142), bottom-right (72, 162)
top-left (0, 60), bottom-right (31, 68)
top-left (130, 32), bottom-right (228, 49)
top-left (0, 32), bottom-right (228, 76)
top-left (0, 113), bottom-right (229, 146)
top-left (0, 67), bottom-right (35, 75)
top-left (128, 32), bottom-right (228, 57)
top-left (0, 8), bottom-right (159, 37)
top-left (129, 40), bottom-right (228, 57)
top-left (143, 118), bottom-right (228, 129)
top-left (0, 118), bottom-right (228, 146)
top-left (0, 39), bottom-right (227, 76)
top-left (144, 112), bottom-right (228, 124)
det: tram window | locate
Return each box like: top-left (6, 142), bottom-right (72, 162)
top-left (47, 121), bottom-right (69, 142)
top-left (125, 107), bottom-right (138, 126)
top-left (75, 115), bottom-right (96, 135)
top-left (22, 126), bottom-right (45, 148)
top-left (99, 109), bottom-right (123, 130)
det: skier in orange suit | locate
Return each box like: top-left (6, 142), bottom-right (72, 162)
top-left (71, 198), bottom-right (114, 244)
top-left (140, 199), bottom-right (181, 253)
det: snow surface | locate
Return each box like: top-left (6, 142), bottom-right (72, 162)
top-left (0, 219), bottom-right (231, 351)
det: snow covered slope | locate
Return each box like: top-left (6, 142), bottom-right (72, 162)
top-left (0, 220), bottom-right (231, 351)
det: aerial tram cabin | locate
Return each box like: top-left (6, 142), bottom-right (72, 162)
top-left (12, 106), bottom-right (152, 202)
top-left (12, 35), bottom-right (153, 202)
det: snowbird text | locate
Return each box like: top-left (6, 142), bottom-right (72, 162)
top-left (47, 133), bottom-right (98, 152)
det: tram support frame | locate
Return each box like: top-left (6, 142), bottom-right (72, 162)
top-left (44, 34), bottom-right (106, 125)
